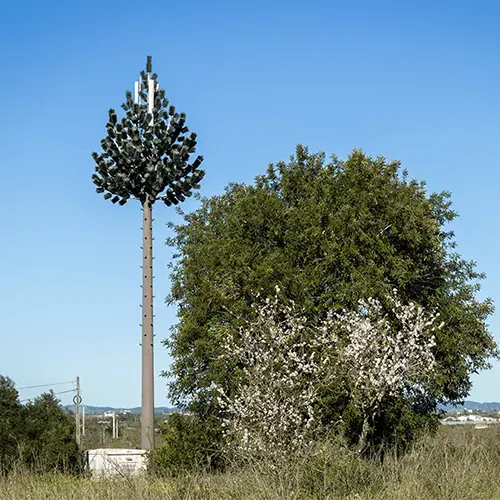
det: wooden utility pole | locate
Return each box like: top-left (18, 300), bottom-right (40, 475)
top-left (75, 376), bottom-right (81, 446)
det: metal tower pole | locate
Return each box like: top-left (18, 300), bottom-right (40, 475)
top-left (139, 73), bottom-right (156, 450)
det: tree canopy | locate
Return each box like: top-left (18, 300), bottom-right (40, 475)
top-left (24, 392), bottom-right (80, 472)
top-left (0, 376), bottom-right (24, 472)
top-left (164, 145), bottom-right (496, 449)
top-left (0, 376), bottom-right (80, 474)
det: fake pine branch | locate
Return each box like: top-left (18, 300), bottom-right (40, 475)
top-left (91, 56), bottom-right (204, 450)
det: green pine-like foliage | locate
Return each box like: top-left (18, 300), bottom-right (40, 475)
top-left (91, 56), bottom-right (204, 206)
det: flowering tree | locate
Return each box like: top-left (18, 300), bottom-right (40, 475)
top-left (337, 292), bottom-right (440, 452)
top-left (216, 288), bottom-right (338, 459)
top-left (167, 146), bottom-right (496, 459)
top-left (216, 289), bottom-right (440, 458)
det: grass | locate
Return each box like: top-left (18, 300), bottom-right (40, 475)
top-left (1, 424), bottom-right (500, 499)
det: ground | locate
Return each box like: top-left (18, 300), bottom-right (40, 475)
top-left (1, 424), bottom-right (499, 499)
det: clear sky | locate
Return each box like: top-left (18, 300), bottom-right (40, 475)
top-left (0, 0), bottom-right (498, 408)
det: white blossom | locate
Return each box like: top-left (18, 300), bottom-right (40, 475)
top-left (216, 289), bottom-right (439, 458)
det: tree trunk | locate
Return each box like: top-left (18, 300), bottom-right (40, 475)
top-left (358, 414), bottom-right (370, 455)
top-left (141, 197), bottom-right (155, 450)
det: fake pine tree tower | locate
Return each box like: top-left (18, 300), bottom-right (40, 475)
top-left (91, 56), bottom-right (204, 449)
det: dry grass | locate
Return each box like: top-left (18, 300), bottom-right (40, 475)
top-left (1, 424), bottom-right (500, 500)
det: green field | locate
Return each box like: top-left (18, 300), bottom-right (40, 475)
top-left (1, 424), bottom-right (500, 500)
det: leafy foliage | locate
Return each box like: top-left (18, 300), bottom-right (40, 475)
top-left (24, 392), bottom-right (81, 473)
top-left (148, 413), bottom-right (224, 476)
top-left (216, 290), bottom-right (440, 458)
top-left (0, 376), bottom-right (24, 473)
top-left (164, 145), bottom-right (496, 455)
top-left (91, 56), bottom-right (204, 206)
top-left (0, 377), bottom-right (80, 474)
top-left (215, 288), bottom-right (337, 459)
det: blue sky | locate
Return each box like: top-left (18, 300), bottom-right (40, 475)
top-left (0, 0), bottom-right (499, 408)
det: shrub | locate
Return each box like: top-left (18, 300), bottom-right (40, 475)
top-left (23, 392), bottom-right (82, 474)
top-left (0, 376), bottom-right (24, 474)
top-left (147, 413), bottom-right (224, 476)
top-left (0, 377), bottom-right (81, 475)
top-left (216, 290), bottom-right (440, 459)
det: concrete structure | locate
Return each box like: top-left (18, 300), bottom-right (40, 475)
top-left (83, 449), bottom-right (146, 478)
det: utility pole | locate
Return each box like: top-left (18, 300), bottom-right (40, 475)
top-left (82, 406), bottom-right (86, 438)
top-left (111, 411), bottom-right (119, 439)
top-left (137, 71), bottom-right (156, 451)
top-left (75, 376), bottom-right (81, 446)
top-left (92, 56), bottom-right (205, 450)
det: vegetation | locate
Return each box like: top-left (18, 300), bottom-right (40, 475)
top-left (4, 128), bottom-right (495, 498)
top-left (164, 145), bottom-right (497, 464)
top-left (23, 392), bottom-right (80, 473)
top-left (215, 290), bottom-right (440, 459)
top-left (1, 425), bottom-right (500, 499)
top-left (0, 376), bottom-right (25, 473)
top-left (0, 376), bottom-right (80, 474)
top-left (148, 413), bottom-right (224, 475)
top-left (79, 412), bottom-right (144, 450)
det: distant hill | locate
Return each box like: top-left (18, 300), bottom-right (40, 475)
top-left (439, 401), bottom-right (500, 412)
top-left (64, 405), bottom-right (178, 415)
top-left (63, 401), bottom-right (500, 415)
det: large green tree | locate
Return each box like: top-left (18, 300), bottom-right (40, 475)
top-left (164, 146), bottom-right (496, 450)
top-left (24, 392), bottom-right (80, 473)
top-left (0, 378), bottom-right (80, 473)
top-left (0, 376), bottom-right (24, 472)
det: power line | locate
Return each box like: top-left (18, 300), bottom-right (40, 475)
top-left (17, 380), bottom-right (75, 390)
top-left (54, 389), bottom-right (76, 396)
top-left (20, 388), bottom-right (76, 404)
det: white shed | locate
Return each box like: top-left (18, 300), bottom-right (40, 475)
top-left (83, 448), bottom-right (147, 477)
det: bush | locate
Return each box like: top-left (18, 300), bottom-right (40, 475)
top-left (0, 376), bottom-right (81, 475)
top-left (0, 376), bottom-right (24, 474)
top-left (148, 413), bottom-right (224, 476)
top-left (23, 392), bottom-right (82, 473)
